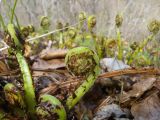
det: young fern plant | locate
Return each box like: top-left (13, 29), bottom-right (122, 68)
top-left (36, 94), bottom-right (67, 120)
top-left (56, 21), bottom-right (64, 48)
top-left (127, 20), bottom-right (160, 65)
top-left (65, 47), bottom-right (100, 110)
top-left (115, 13), bottom-right (123, 60)
top-left (78, 12), bottom-right (86, 32)
top-left (4, 83), bottom-right (26, 117)
top-left (40, 16), bottom-right (50, 33)
top-left (87, 15), bottom-right (96, 34)
top-left (7, 24), bottom-right (37, 119)
top-left (4, 83), bottom-right (25, 108)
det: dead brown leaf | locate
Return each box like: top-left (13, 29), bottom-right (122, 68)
top-left (153, 77), bottom-right (160, 90)
top-left (0, 60), bottom-right (8, 73)
top-left (120, 76), bottom-right (156, 104)
top-left (24, 44), bottom-right (32, 57)
top-left (131, 93), bottom-right (160, 120)
top-left (32, 58), bottom-right (65, 70)
top-left (39, 48), bottom-right (68, 60)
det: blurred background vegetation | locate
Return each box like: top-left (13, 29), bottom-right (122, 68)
top-left (1, 0), bottom-right (160, 41)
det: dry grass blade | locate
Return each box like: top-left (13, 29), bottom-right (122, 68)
top-left (98, 67), bottom-right (160, 79)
